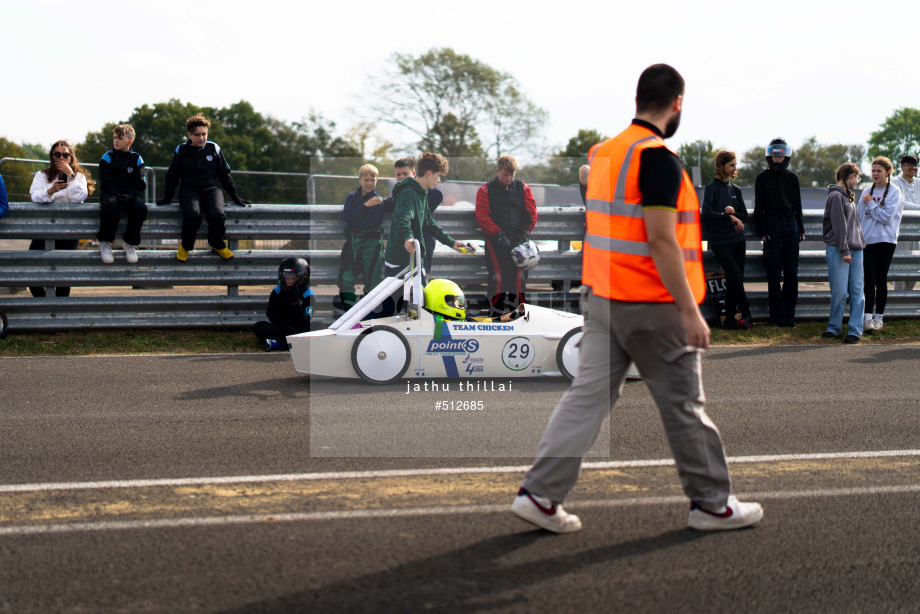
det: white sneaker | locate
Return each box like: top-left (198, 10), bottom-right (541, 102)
top-left (123, 243), bottom-right (138, 264)
top-left (688, 495), bottom-right (763, 531)
top-left (864, 316), bottom-right (877, 331)
top-left (99, 241), bottom-right (114, 264)
top-left (873, 315), bottom-right (883, 331)
top-left (511, 488), bottom-right (582, 533)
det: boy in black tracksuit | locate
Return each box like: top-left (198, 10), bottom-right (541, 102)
top-left (754, 137), bottom-right (804, 327)
top-left (156, 113), bottom-right (249, 262)
top-left (97, 124), bottom-right (148, 263)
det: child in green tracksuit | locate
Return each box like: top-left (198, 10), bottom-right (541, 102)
top-left (337, 164), bottom-right (386, 310)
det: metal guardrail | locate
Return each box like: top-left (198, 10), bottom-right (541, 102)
top-left (2, 202), bottom-right (920, 331)
top-left (0, 203), bottom-right (587, 241)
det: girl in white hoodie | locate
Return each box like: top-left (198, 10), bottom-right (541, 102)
top-left (857, 156), bottom-right (903, 331)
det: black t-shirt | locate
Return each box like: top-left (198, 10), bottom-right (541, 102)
top-left (632, 119), bottom-right (682, 210)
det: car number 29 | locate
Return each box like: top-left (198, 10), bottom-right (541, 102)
top-left (502, 337), bottom-right (535, 371)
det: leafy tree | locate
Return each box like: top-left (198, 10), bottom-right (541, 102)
top-left (0, 137), bottom-right (32, 201)
top-left (20, 142), bottom-right (47, 160)
top-left (78, 122), bottom-right (120, 164)
top-left (519, 129), bottom-right (607, 186)
top-left (369, 48), bottom-right (546, 164)
top-left (868, 107), bottom-right (920, 162)
top-left (79, 99), bottom-right (214, 168)
top-left (677, 140), bottom-right (717, 186)
top-left (346, 121), bottom-right (395, 171)
top-left (736, 145), bottom-right (765, 186)
top-left (735, 138), bottom-right (865, 187)
top-left (791, 136), bottom-right (865, 187)
top-left (212, 100), bottom-right (274, 171)
top-left (485, 81), bottom-right (548, 158)
top-left (560, 129), bottom-right (606, 176)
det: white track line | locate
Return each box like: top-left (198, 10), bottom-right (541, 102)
top-left (1, 449), bottom-right (919, 494)
top-left (1, 484), bottom-right (918, 537)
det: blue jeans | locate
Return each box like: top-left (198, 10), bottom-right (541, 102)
top-left (826, 245), bottom-right (864, 337)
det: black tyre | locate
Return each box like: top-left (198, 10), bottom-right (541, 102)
top-left (555, 326), bottom-right (583, 381)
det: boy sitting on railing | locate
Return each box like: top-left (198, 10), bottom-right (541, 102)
top-left (97, 124), bottom-right (147, 264)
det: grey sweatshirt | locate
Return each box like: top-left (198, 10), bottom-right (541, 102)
top-left (823, 185), bottom-right (866, 256)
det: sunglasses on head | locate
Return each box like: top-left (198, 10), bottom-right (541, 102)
top-left (53, 151), bottom-right (71, 159)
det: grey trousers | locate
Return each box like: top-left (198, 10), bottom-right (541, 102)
top-left (521, 291), bottom-right (732, 510)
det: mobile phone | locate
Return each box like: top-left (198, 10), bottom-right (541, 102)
top-left (57, 173), bottom-right (67, 182)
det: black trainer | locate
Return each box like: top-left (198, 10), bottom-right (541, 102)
top-left (821, 331), bottom-right (838, 339)
top-left (844, 334), bottom-right (860, 344)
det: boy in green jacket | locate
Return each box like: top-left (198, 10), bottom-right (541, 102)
top-left (379, 153), bottom-right (466, 317)
top-left (383, 152), bottom-right (466, 278)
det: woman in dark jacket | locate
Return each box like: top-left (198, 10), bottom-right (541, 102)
top-left (701, 150), bottom-right (751, 329)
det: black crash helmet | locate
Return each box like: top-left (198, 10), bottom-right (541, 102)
top-left (765, 137), bottom-right (792, 171)
top-left (278, 257), bottom-right (310, 292)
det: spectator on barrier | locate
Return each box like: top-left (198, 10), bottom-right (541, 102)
top-left (578, 164), bottom-right (590, 205)
top-left (754, 137), bottom-right (803, 327)
top-left (384, 152), bottom-right (465, 278)
top-left (28, 140), bottom-right (95, 297)
top-left (475, 155), bottom-right (538, 315)
top-left (858, 156), bottom-right (903, 332)
top-left (0, 172), bottom-right (8, 219)
top-left (337, 164), bottom-right (385, 311)
top-left (701, 150), bottom-right (751, 329)
top-left (380, 153), bottom-right (466, 316)
top-left (156, 113), bottom-right (250, 262)
top-left (254, 257), bottom-right (314, 351)
top-left (893, 154), bottom-right (920, 291)
top-left (97, 124), bottom-right (147, 264)
top-left (382, 157), bottom-right (445, 275)
top-left (822, 163), bottom-right (866, 344)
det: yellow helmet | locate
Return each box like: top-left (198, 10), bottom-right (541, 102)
top-left (424, 279), bottom-right (467, 320)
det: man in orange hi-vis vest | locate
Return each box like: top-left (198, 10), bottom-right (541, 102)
top-left (511, 64), bottom-right (763, 534)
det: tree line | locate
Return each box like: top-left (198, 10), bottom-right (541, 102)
top-left (678, 107), bottom-right (920, 187)
top-left (2, 47), bottom-right (918, 190)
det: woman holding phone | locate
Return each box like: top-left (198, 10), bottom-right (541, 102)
top-left (28, 140), bottom-right (96, 297)
top-left (857, 156), bottom-right (903, 332)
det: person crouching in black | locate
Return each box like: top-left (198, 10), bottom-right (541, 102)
top-left (254, 257), bottom-right (315, 351)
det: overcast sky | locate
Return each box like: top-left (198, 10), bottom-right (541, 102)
top-left (4, 0), bottom-right (909, 165)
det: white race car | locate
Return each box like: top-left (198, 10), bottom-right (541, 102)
top-left (287, 241), bottom-right (638, 384)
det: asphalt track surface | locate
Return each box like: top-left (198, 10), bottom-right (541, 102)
top-left (1, 345), bottom-right (919, 612)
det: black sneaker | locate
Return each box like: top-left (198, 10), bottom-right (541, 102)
top-left (821, 331), bottom-right (839, 339)
top-left (843, 334), bottom-right (860, 344)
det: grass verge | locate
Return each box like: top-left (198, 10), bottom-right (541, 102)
top-left (1, 320), bottom-right (919, 357)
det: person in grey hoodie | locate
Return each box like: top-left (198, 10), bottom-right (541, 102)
top-left (823, 163), bottom-right (866, 343)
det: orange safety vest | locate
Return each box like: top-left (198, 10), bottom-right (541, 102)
top-left (583, 123), bottom-right (705, 304)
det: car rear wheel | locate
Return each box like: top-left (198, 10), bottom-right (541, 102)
top-left (556, 326), bottom-right (582, 381)
top-left (351, 326), bottom-right (411, 385)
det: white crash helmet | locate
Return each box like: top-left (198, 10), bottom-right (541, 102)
top-left (510, 240), bottom-right (540, 270)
